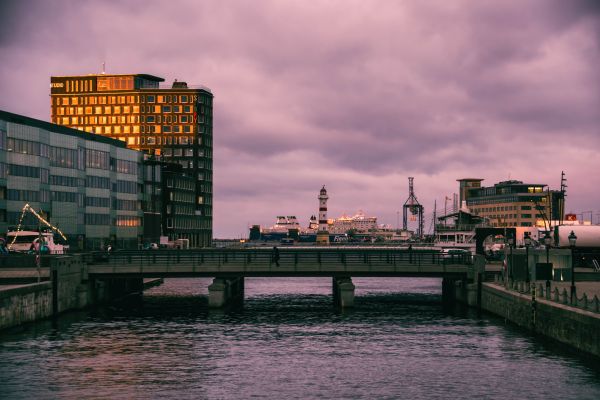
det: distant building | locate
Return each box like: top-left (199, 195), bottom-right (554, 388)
top-left (458, 178), bottom-right (564, 228)
top-left (49, 73), bottom-right (213, 247)
top-left (329, 210), bottom-right (378, 234)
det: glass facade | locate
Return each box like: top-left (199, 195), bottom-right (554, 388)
top-left (0, 110), bottom-right (143, 250)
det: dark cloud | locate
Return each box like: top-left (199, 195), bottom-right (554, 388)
top-left (0, 0), bottom-right (599, 236)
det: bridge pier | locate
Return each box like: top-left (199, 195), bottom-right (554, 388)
top-left (332, 276), bottom-right (355, 308)
top-left (208, 276), bottom-right (244, 308)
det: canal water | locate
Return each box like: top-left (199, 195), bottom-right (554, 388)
top-left (1, 278), bottom-right (599, 399)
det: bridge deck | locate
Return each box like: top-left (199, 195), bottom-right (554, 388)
top-left (85, 248), bottom-right (472, 278)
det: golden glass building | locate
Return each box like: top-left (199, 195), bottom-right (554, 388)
top-left (50, 73), bottom-right (213, 247)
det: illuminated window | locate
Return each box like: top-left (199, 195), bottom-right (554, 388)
top-left (70, 117), bottom-right (77, 124)
top-left (85, 106), bottom-right (92, 114)
top-left (132, 106), bottom-right (139, 113)
top-left (127, 137), bottom-right (135, 145)
top-left (77, 107), bottom-right (84, 115)
top-left (132, 126), bottom-right (140, 133)
top-left (123, 126), bottom-right (130, 133)
top-left (155, 125), bottom-right (161, 133)
top-left (109, 96), bottom-right (116, 104)
top-left (104, 106), bottom-right (111, 114)
top-left (154, 105), bottom-right (161, 113)
top-left (158, 95), bottom-right (165, 103)
top-left (99, 116), bottom-right (107, 124)
top-left (105, 126), bottom-right (112, 134)
top-left (123, 106), bottom-right (130, 113)
top-left (61, 117), bottom-right (69, 124)
top-left (118, 96), bottom-right (126, 104)
top-left (114, 126), bottom-right (121, 134)
top-left (114, 106), bottom-right (121, 114)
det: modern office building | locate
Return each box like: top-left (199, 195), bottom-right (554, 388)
top-left (458, 178), bottom-right (564, 228)
top-left (49, 73), bottom-right (213, 247)
top-left (0, 109), bottom-right (144, 250)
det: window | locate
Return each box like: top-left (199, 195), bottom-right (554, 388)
top-left (86, 175), bottom-right (111, 189)
top-left (163, 126), bottom-right (171, 133)
top-left (173, 105), bottom-right (181, 113)
top-left (85, 149), bottom-right (110, 169)
top-left (85, 213), bottom-right (110, 225)
top-left (147, 95), bottom-right (155, 103)
top-left (162, 105), bottom-right (171, 113)
top-left (181, 115), bottom-right (188, 123)
top-left (183, 105), bottom-right (191, 113)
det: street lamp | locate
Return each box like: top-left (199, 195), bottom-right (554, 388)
top-left (524, 232), bottom-right (532, 287)
top-left (568, 230), bottom-right (577, 304)
top-left (508, 236), bottom-right (514, 286)
top-left (544, 232), bottom-right (552, 295)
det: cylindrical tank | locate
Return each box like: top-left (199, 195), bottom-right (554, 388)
top-left (554, 225), bottom-right (600, 248)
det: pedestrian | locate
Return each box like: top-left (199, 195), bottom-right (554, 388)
top-left (272, 246), bottom-right (280, 267)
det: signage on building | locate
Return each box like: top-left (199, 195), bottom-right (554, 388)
top-left (565, 214), bottom-right (577, 221)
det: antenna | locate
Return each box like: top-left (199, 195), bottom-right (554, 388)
top-left (102, 62), bottom-right (106, 74)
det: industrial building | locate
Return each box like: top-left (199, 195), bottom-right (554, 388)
top-left (49, 73), bottom-right (213, 247)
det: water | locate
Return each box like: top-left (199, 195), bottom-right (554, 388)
top-left (1, 278), bottom-right (599, 399)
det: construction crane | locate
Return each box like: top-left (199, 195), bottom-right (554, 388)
top-left (402, 177), bottom-right (425, 238)
top-left (7, 203), bottom-right (67, 251)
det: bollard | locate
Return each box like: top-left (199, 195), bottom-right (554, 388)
top-left (553, 287), bottom-right (559, 302)
top-left (582, 294), bottom-right (588, 310)
top-left (594, 295), bottom-right (599, 313)
top-left (562, 289), bottom-right (568, 304)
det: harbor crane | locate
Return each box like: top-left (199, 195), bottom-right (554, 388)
top-left (403, 177), bottom-right (424, 238)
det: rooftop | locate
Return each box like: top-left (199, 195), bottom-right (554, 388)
top-left (51, 73), bottom-right (165, 82)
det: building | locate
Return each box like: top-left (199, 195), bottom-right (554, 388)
top-left (458, 178), bottom-right (564, 228)
top-left (49, 73), bottom-right (213, 247)
top-left (328, 211), bottom-right (378, 234)
top-left (0, 109), bottom-right (143, 249)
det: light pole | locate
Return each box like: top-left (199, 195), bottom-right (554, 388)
top-left (524, 232), bottom-right (532, 288)
top-left (544, 231), bottom-right (552, 296)
top-left (508, 236), bottom-right (514, 288)
top-left (569, 230), bottom-right (577, 304)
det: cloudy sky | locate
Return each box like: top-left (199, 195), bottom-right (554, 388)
top-left (0, 0), bottom-right (599, 237)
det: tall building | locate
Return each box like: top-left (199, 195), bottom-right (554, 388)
top-left (49, 73), bottom-right (213, 247)
top-left (459, 179), bottom-right (564, 228)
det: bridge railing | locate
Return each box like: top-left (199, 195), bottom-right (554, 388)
top-left (83, 248), bottom-right (472, 269)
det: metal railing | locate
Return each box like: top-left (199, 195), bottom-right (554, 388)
top-left (494, 277), bottom-right (600, 314)
top-left (83, 248), bottom-right (473, 270)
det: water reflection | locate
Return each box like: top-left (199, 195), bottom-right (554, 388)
top-left (1, 278), bottom-right (599, 400)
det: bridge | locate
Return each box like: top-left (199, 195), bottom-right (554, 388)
top-left (83, 247), bottom-right (477, 308)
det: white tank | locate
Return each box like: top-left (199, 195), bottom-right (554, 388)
top-left (555, 225), bottom-right (600, 248)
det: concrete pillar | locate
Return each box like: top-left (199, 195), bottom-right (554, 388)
top-left (442, 277), bottom-right (456, 303)
top-left (332, 276), bottom-right (355, 308)
top-left (208, 276), bottom-right (244, 308)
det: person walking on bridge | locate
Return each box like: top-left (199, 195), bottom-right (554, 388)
top-left (272, 246), bottom-right (280, 267)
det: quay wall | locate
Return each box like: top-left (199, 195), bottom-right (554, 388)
top-left (0, 282), bottom-right (52, 330)
top-left (456, 282), bottom-right (600, 358)
top-left (1, 256), bottom-right (149, 331)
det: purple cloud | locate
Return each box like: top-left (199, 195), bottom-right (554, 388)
top-left (0, 0), bottom-right (599, 236)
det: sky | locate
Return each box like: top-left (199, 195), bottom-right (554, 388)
top-left (0, 0), bottom-right (599, 238)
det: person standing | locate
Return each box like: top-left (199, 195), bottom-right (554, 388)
top-left (272, 246), bottom-right (280, 267)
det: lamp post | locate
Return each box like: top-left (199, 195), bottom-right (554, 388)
top-left (524, 232), bottom-right (532, 289)
top-left (568, 230), bottom-right (577, 304)
top-left (508, 237), bottom-right (514, 288)
top-left (544, 232), bottom-right (552, 296)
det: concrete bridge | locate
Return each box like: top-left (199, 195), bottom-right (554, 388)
top-left (84, 248), bottom-right (477, 308)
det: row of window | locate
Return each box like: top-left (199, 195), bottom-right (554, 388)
top-left (165, 178), bottom-right (195, 191)
top-left (84, 213), bottom-right (143, 227)
top-left (7, 189), bottom-right (50, 203)
top-left (166, 204), bottom-right (196, 216)
top-left (165, 217), bottom-right (211, 230)
top-left (54, 94), bottom-right (140, 106)
top-left (50, 175), bottom-right (84, 187)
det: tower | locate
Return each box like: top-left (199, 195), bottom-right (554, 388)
top-left (317, 186), bottom-right (330, 244)
top-left (402, 177), bottom-right (424, 238)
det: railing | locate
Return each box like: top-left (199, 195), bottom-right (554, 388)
top-left (493, 277), bottom-right (600, 314)
top-left (83, 248), bottom-right (473, 270)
